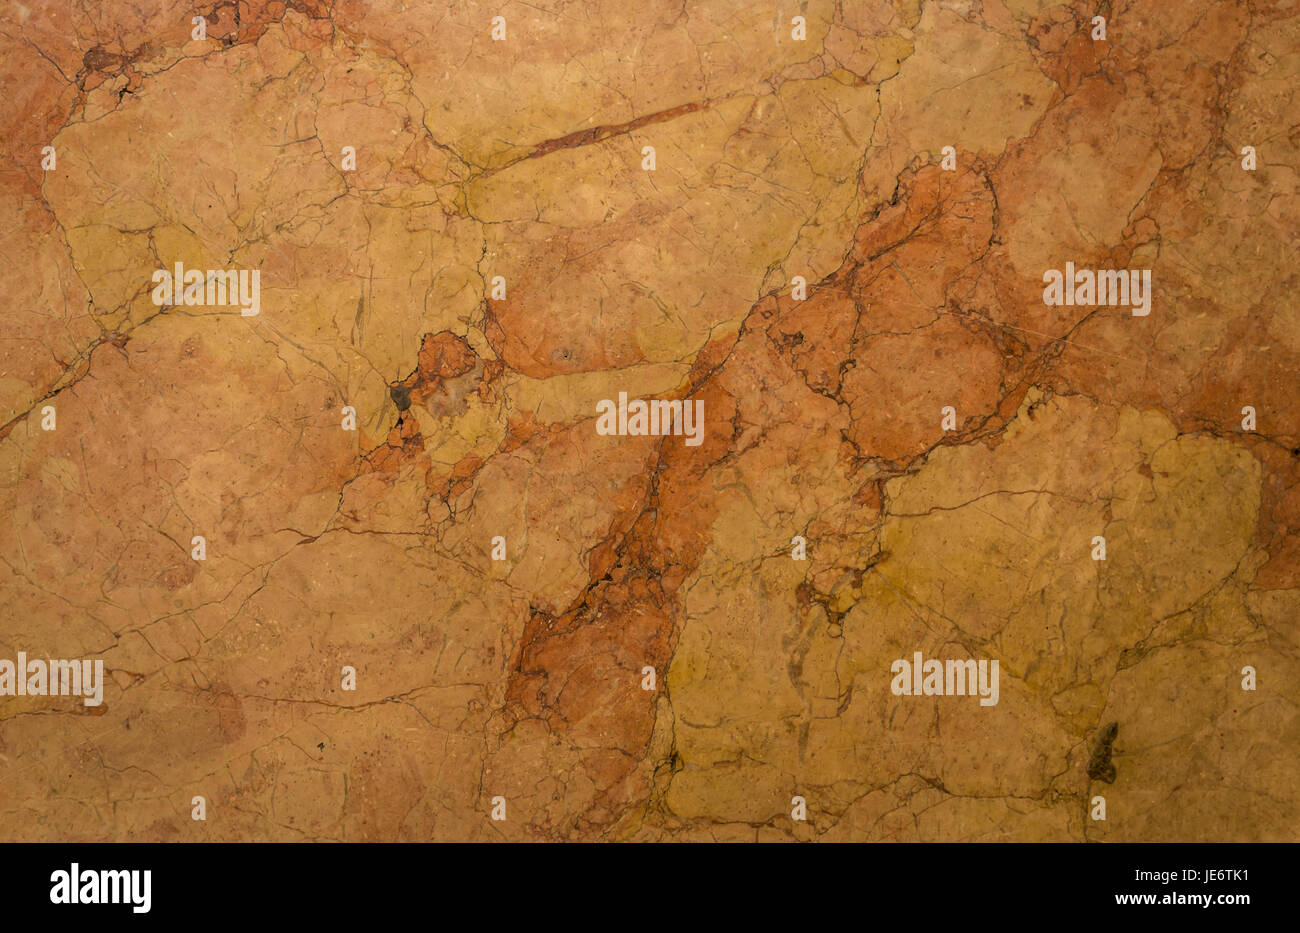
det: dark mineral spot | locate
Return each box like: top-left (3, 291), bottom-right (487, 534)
top-left (390, 385), bottom-right (412, 411)
top-left (1086, 721), bottom-right (1120, 784)
top-left (83, 47), bottom-right (126, 72)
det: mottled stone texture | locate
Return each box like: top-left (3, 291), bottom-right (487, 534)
top-left (0, 0), bottom-right (1296, 842)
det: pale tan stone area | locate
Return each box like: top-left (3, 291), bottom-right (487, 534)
top-left (0, 0), bottom-right (1295, 841)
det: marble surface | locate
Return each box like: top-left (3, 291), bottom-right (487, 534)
top-left (0, 0), bottom-right (1296, 841)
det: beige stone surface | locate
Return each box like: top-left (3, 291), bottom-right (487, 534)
top-left (0, 0), bottom-right (1295, 841)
